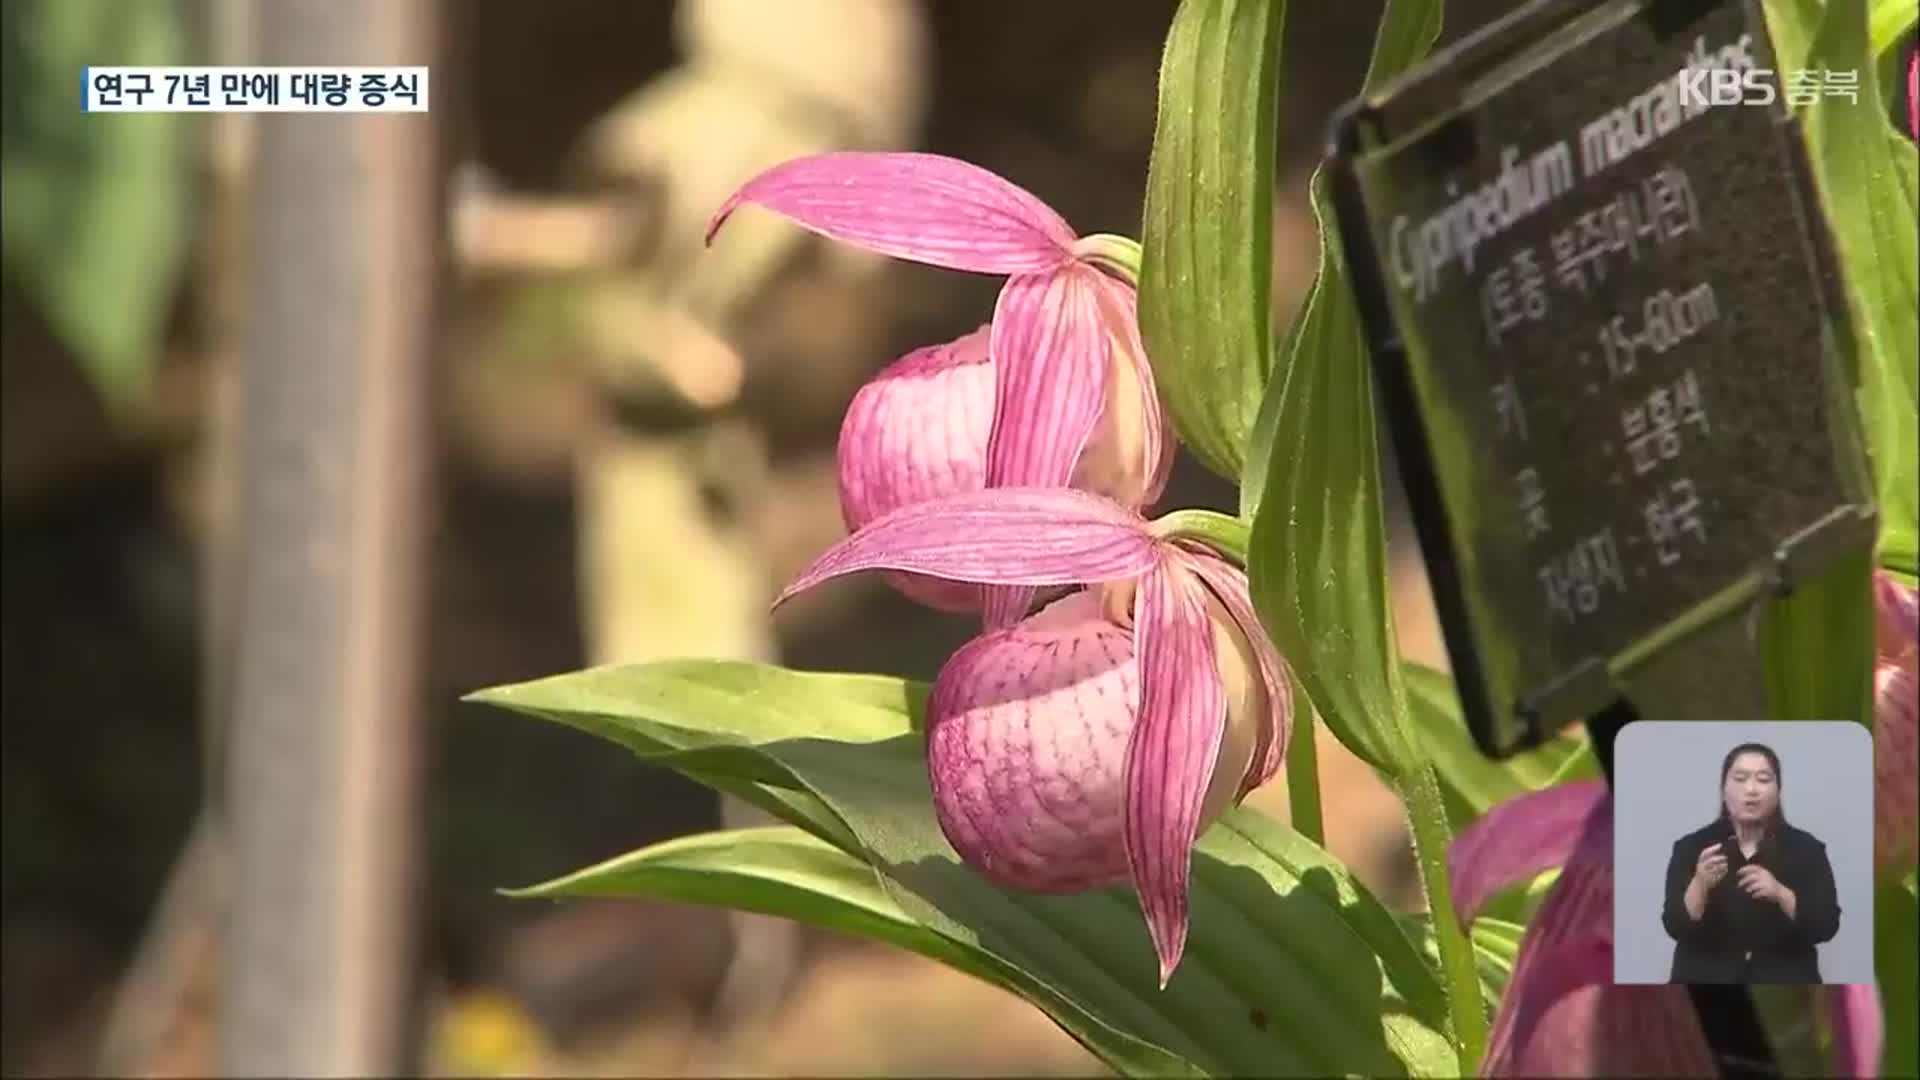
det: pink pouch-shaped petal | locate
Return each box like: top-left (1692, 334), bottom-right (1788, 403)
top-left (925, 591), bottom-right (1136, 892)
top-left (708, 151), bottom-right (1077, 274)
top-left (1176, 546), bottom-right (1293, 795)
top-left (983, 267), bottom-right (1111, 627)
top-left (1876, 571), bottom-right (1918, 666)
top-left (1123, 558), bottom-right (1235, 987)
top-left (777, 487), bottom-right (1158, 606)
top-left (837, 326), bottom-right (995, 612)
top-left (1449, 780), bottom-right (1608, 926)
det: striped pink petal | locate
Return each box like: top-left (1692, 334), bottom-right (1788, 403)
top-left (1176, 546), bottom-right (1292, 794)
top-left (925, 591), bottom-right (1136, 892)
top-left (777, 488), bottom-right (1157, 607)
top-left (982, 265), bottom-right (1111, 627)
top-left (1908, 50), bottom-right (1917, 141)
top-left (1826, 983), bottom-right (1884, 1079)
top-left (1449, 780), bottom-right (1608, 926)
top-left (837, 326), bottom-right (995, 612)
top-left (1076, 275), bottom-right (1175, 511)
top-left (1123, 558), bottom-right (1232, 987)
top-left (707, 152), bottom-right (1077, 274)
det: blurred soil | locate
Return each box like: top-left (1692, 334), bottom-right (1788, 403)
top-left (3, 1), bottom-right (1507, 1075)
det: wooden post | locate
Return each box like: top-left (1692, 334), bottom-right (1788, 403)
top-left (219, 2), bottom-right (439, 1072)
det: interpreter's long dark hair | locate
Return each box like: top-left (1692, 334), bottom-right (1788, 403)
top-left (1712, 742), bottom-right (1788, 857)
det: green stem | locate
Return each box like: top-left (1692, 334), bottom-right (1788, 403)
top-left (1072, 232), bottom-right (1142, 283)
top-left (1284, 700), bottom-right (1323, 847)
top-left (1150, 509), bottom-right (1249, 564)
top-left (1399, 760), bottom-right (1489, 1073)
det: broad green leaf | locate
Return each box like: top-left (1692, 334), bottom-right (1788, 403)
top-left (1762, 548), bottom-right (1877, 724)
top-left (1245, 184), bottom-right (1401, 776)
top-left (1801, 0), bottom-right (1920, 573)
top-left (1762, 0), bottom-right (1825, 73)
top-left (472, 660), bottom-right (1458, 1078)
top-left (0, 0), bottom-right (192, 414)
top-left (1240, 0), bottom-right (1444, 773)
top-left (1869, 0), bottom-right (1916, 59)
top-left (1138, 0), bottom-right (1283, 480)
top-left (1403, 663), bottom-right (1595, 829)
top-left (515, 825), bottom-right (1178, 1072)
top-left (1241, 1), bottom-right (1489, 1068)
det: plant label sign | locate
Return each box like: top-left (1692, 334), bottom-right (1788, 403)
top-left (1328, 0), bottom-right (1876, 758)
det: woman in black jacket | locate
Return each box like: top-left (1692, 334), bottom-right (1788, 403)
top-left (1662, 742), bottom-right (1841, 983)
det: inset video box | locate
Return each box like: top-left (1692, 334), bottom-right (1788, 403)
top-left (1328, 0), bottom-right (1876, 757)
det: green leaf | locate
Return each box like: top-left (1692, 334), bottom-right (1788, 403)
top-left (1244, 192), bottom-right (1400, 776)
top-left (1403, 663), bottom-right (1596, 829)
top-left (1239, 0), bottom-right (1443, 773)
top-left (1762, 547), bottom-right (1877, 724)
top-left (1800, 0), bottom-right (1920, 573)
top-left (1869, 0), bottom-right (1916, 59)
top-left (1876, 881), bottom-right (1918, 1078)
top-left (471, 660), bottom-right (1458, 1078)
top-left (0, 0), bottom-right (192, 415)
top-left (1138, 0), bottom-right (1283, 480)
top-left (515, 825), bottom-right (1181, 1071)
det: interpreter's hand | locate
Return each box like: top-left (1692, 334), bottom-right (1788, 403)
top-left (1736, 864), bottom-right (1794, 909)
top-left (1692, 843), bottom-right (1730, 891)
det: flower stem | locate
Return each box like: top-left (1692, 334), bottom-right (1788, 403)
top-left (1072, 232), bottom-right (1142, 283)
top-left (1399, 760), bottom-right (1489, 1073)
top-left (1284, 697), bottom-right (1323, 847)
top-left (1150, 509), bottom-right (1248, 565)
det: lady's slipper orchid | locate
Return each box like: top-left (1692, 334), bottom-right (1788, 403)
top-left (1451, 781), bottom-right (1885, 1077)
top-left (713, 151), bottom-right (1174, 623)
top-left (775, 487), bottom-right (1291, 985)
top-left (1874, 570), bottom-right (1918, 873)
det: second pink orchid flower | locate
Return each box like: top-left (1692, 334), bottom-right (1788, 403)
top-left (710, 151), bottom-right (1174, 624)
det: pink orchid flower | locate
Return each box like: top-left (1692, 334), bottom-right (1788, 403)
top-left (711, 152), bottom-right (1174, 622)
top-left (1874, 571), bottom-right (1918, 873)
top-left (1451, 781), bottom-right (1884, 1077)
top-left (774, 486), bottom-right (1291, 985)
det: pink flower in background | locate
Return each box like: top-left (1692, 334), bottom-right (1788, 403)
top-left (1908, 50), bottom-right (1917, 140)
top-left (775, 486), bottom-right (1291, 985)
top-left (1449, 781), bottom-right (1883, 1077)
top-left (712, 152), bottom-right (1173, 623)
top-left (1874, 570), bottom-right (1918, 873)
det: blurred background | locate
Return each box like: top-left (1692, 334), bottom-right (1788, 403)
top-left (2, 0), bottom-right (1513, 1074)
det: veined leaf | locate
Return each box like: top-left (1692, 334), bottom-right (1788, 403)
top-left (1800, 0), bottom-right (1920, 572)
top-left (1239, 1), bottom-right (1488, 1068)
top-left (471, 660), bottom-right (1458, 1078)
top-left (1241, 0), bottom-right (1443, 773)
top-left (1139, 0), bottom-right (1284, 480)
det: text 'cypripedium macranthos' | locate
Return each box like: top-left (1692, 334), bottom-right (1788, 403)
top-left (710, 152), bottom-right (1173, 623)
top-left (774, 487), bottom-right (1292, 985)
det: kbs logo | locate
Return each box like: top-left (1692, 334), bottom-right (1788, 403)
top-left (1677, 66), bottom-right (1777, 107)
